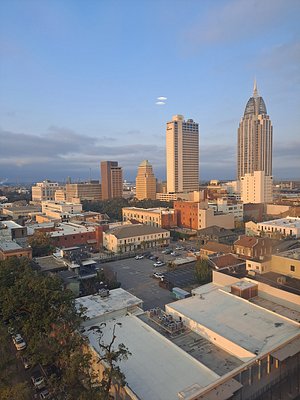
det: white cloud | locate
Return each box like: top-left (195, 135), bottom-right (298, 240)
top-left (157, 96), bottom-right (167, 100)
top-left (156, 101), bottom-right (165, 105)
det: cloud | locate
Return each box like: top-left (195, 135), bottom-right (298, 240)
top-left (0, 127), bottom-right (165, 181)
top-left (185, 0), bottom-right (294, 47)
top-left (156, 101), bottom-right (165, 105)
top-left (157, 97), bottom-right (167, 101)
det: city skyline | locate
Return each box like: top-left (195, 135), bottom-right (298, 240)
top-left (0, 0), bottom-right (300, 182)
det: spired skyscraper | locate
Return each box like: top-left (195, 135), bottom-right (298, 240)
top-left (166, 115), bottom-right (199, 193)
top-left (237, 80), bottom-right (273, 180)
top-left (238, 81), bottom-right (273, 203)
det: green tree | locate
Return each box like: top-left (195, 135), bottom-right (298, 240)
top-left (28, 231), bottom-right (54, 257)
top-left (194, 258), bottom-right (212, 284)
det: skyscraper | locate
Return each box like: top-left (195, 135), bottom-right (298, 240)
top-left (166, 115), bottom-right (199, 193)
top-left (135, 160), bottom-right (156, 200)
top-left (237, 81), bottom-right (273, 180)
top-left (101, 161), bottom-right (123, 200)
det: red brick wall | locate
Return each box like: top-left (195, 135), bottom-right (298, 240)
top-left (174, 201), bottom-right (199, 230)
top-left (51, 229), bottom-right (102, 249)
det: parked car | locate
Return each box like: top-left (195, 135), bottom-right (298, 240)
top-left (175, 246), bottom-right (184, 250)
top-left (153, 261), bottom-right (165, 267)
top-left (31, 371), bottom-right (45, 389)
top-left (39, 388), bottom-right (51, 399)
top-left (153, 272), bottom-right (164, 279)
top-left (21, 356), bottom-right (31, 369)
top-left (149, 255), bottom-right (158, 260)
top-left (171, 252), bottom-right (179, 257)
top-left (12, 334), bottom-right (26, 351)
top-left (135, 255), bottom-right (144, 260)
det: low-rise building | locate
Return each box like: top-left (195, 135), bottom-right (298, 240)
top-left (66, 182), bottom-right (102, 202)
top-left (174, 200), bottom-right (235, 230)
top-left (122, 206), bottom-right (177, 229)
top-left (197, 225), bottom-right (238, 245)
top-left (234, 235), bottom-right (272, 259)
top-left (0, 240), bottom-right (32, 260)
top-left (2, 205), bottom-right (41, 220)
top-left (78, 275), bottom-right (300, 400)
top-left (271, 248), bottom-right (300, 279)
top-left (200, 241), bottom-right (233, 257)
top-left (41, 201), bottom-right (83, 220)
top-left (47, 222), bottom-right (103, 249)
top-left (208, 198), bottom-right (243, 222)
top-left (257, 216), bottom-right (300, 238)
top-left (103, 223), bottom-right (170, 253)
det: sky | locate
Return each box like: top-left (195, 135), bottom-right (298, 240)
top-left (0, 0), bottom-right (299, 183)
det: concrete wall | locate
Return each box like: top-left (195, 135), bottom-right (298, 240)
top-left (266, 204), bottom-right (290, 216)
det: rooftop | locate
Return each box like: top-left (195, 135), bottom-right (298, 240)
top-left (0, 240), bottom-right (23, 251)
top-left (197, 225), bottom-right (236, 237)
top-left (210, 254), bottom-right (245, 270)
top-left (1, 221), bottom-right (23, 229)
top-left (275, 247), bottom-right (300, 261)
top-left (139, 313), bottom-right (243, 376)
top-left (34, 255), bottom-right (67, 272)
top-left (84, 314), bottom-right (219, 400)
top-left (201, 241), bottom-right (232, 253)
top-left (167, 284), bottom-right (300, 360)
top-left (49, 222), bottom-right (96, 237)
top-left (75, 288), bottom-right (143, 322)
top-left (105, 223), bottom-right (168, 239)
top-left (259, 217), bottom-right (300, 228)
top-left (123, 206), bottom-right (172, 214)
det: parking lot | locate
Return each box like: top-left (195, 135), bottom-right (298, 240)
top-left (101, 257), bottom-right (174, 310)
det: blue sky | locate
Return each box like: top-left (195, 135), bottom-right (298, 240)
top-left (0, 0), bottom-right (299, 183)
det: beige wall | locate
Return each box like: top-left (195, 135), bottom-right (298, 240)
top-left (271, 254), bottom-right (300, 279)
top-left (166, 115), bottom-right (199, 193)
top-left (103, 230), bottom-right (170, 253)
top-left (199, 208), bottom-right (235, 230)
top-left (266, 204), bottom-right (290, 216)
top-left (240, 171), bottom-right (273, 204)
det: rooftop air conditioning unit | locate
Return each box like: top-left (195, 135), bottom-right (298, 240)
top-left (277, 276), bottom-right (286, 285)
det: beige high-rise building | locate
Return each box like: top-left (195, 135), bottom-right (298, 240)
top-left (240, 170), bottom-right (273, 204)
top-left (166, 115), bottom-right (199, 193)
top-left (32, 180), bottom-right (61, 202)
top-left (101, 161), bottom-right (123, 200)
top-left (237, 81), bottom-right (273, 180)
top-left (135, 160), bottom-right (156, 200)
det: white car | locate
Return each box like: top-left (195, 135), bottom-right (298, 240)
top-left (175, 246), bottom-right (184, 250)
top-left (153, 261), bottom-right (165, 267)
top-left (12, 334), bottom-right (26, 351)
top-left (153, 272), bottom-right (164, 279)
top-left (135, 255), bottom-right (144, 260)
top-left (31, 372), bottom-right (45, 389)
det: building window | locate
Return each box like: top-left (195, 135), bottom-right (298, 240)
top-left (290, 265), bottom-right (295, 272)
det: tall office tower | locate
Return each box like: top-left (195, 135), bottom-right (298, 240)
top-left (101, 161), bottom-right (123, 200)
top-left (135, 160), bottom-right (157, 200)
top-left (237, 81), bottom-right (273, 180)
top-left (166, 115), bottom-right (199, 193)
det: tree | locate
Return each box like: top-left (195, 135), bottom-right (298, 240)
top-left (0, 258), bottom-right (96, 399)
top-left (89, 322), bottom-right (131, 400)
top-left (28, 231), bottom-right (54, 257)
top-left (194, 258), bottom-right (212, 284)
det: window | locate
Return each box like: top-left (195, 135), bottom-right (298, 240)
top-left (290, 265), bottom-right (295, 272)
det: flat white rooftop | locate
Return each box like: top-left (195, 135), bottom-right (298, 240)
top-left (259, 217), bottom-right (300, 228)
top-left (50, 223), bottom-right (95, 237)
top-left (75, 288), bottom-right (143, 322)
top-left (167, 286), bottom-right (300, 358)
top-left (85, 314), bottom-right (219, 400)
